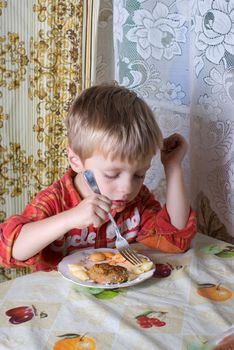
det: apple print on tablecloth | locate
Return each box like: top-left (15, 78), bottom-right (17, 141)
top-left (5, 305), bottom-right (47, 324)
top-left (135, 310), bottom-right (167, 329)
top-left (197, 283), bottom-right (232, 302)
top-left (53, 333), bottom-right (96, 350)
top-left (153, 262), bottom-right (184, 278)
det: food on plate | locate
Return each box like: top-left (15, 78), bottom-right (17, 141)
top-left (88, 251), bottom-right (115, 262)
top-left (68, 264), bottom-right (89, 281)
top-left (88, 252), bottom-right (106, 262)
top-left (131, 260), bottom-right (154, 275)
top-left (87, 251), bottom-right (153, 274)
top-left (103, 251), bottom-right (115, 259)
top-left (67, 250), bottom-right (154, 285)
top-left (88, 263), bottom-right (129, 284)
top-left (110, 252), bottom-right (127, 264)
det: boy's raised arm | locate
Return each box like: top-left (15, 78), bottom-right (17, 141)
top-left (161, 133), bottom-right (190, 229)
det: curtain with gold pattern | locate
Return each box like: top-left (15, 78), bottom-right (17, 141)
top-left (0, 0), bottom-right (100, 281)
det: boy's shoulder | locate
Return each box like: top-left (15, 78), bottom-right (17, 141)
top-left (38, 168), bottom-right (74, 192)
top-left (54, 167), bottom-right (76, 192)
top-left (139, 184), bottom-right (154, 197)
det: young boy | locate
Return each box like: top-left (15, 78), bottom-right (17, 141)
top-left (0, 83), bottom-right (196, 272)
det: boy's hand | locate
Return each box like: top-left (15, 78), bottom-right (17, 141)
top-left (161, 133), bottom-right (188, 169)
top-left (70, 194), bottom-right (111, 229)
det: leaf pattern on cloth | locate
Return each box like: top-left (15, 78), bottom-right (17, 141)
top-left (196, 192), bottom-right (234, 244)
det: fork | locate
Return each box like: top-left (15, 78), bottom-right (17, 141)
top-left (83, 169), bottom-right (142, 265)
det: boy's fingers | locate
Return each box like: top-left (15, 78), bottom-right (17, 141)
top-left (93, 194), bottom-right (111, 205)
top-left (95, 207), bottom-right (108, 221)
top-left (162, 137), bottom-right (175, 151)
top-left (93, 216), bottom-right (102, 228)
top-left (162, 133), bottom-right (185, 152)
top-left (96, 198), bottom-right (111, 213)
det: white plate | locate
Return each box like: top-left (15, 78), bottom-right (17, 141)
top-left (58, 248), bottom-right (155, 289)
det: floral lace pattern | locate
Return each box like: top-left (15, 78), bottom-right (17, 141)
top-left (111, 0), bottom-right (234, 239)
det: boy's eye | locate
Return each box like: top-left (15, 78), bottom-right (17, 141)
top-left (104, 174), bottom-right (119, 179)
top-left (104, 173), bottom-right (145, 180)
top-left (134, 174), bottom-right (145, 180)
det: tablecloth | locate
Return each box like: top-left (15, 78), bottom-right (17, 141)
top-left (0, 233), bottom-right (233, 350)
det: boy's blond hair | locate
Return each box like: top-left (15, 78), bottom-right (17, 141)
top-left (65, 83), bottom-right (163, 163)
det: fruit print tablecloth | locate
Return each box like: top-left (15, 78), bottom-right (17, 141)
top-left (0, 233), bottom-right (233, 350)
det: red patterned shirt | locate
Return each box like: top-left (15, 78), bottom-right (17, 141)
top-left (0, 168), bottom-right (197, 271)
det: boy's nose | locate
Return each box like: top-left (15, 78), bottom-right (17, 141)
top-left (118, 178), bottom-right (133, 195)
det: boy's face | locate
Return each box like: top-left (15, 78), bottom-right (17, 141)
top-left (79, 153), bottom-right (151, 211)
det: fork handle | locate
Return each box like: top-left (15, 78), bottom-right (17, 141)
top-left (83, 170), bottom-right (101, 195)
top-left (83, 170), bottom-right (121, 237)
top-left (107, 213), bottom-right (121, 237)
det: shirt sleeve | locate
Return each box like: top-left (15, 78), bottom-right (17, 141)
top-left (0, 187), bottom-right (62, 268)
top-left (136, 189), bottom-right (197, 253)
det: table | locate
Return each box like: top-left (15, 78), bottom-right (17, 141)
top-left (0, 233), bottom-right (233, 350)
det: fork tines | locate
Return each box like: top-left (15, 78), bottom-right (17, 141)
top-left (120, 248), bottom-right (142, 265)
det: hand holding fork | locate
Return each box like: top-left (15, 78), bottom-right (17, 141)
top-left (83, 170), bottom-right (142, 265)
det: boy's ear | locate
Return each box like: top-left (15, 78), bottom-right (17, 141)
top-left (67, 147), bottom-right (84, 173)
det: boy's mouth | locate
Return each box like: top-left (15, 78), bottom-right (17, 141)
top-left (111, 200), bottom-right (128, 208)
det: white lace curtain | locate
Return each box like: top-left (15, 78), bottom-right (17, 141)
top-left (96, 0), bottom-right (234, 242)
